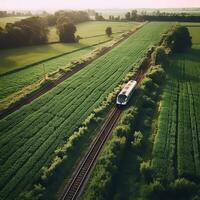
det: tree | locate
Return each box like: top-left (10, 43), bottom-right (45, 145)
top-left (140, 160), bottom-right (153, 183)
top-left (163, 26), bottom-right (192, 53)
top-left (105, 27), bottom-right (112, 37)
top-left (125, 12), bottom-right (131, 21)
top-left (131, 10), bottom-right (138, 20)
top-left (56, 16), bottom-right (77, 43)
top-left (151, 46), bottom-right (168, 66)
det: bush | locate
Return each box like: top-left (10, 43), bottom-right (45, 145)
top-left (140, 160), bottom-right (153, 183)
top-left (114, 125), bottom-right (131, 138)
top-left (132, 131), bottom-right (143, 148)
top-left (151, 46), bottom-right (168, 67)
top-left (147, 65), bottom-right (166, 84)
top-left (169, 178), bottom-right (197, 199)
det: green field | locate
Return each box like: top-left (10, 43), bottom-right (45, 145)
top-left (0, 16), bottom-right (29, 28)
top-left (0, 45), bottom-right (99, 100)
top-left (48, 21), bottom-right (139, 42)
top-left (0, 35), bottom-right (111, 75)
top-left (0, 21), bottom-right (139, 75)
top-left (0, 22), bottom-right (172, 200)
top-left (152, 45), bottom-right (200, 180)
top-left (189, 27), bottom-right (200, 44)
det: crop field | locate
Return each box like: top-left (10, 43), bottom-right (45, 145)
top-left (48, 21), bottom-right (139, 42)
top-left (0, 22), bottom-right (172, 199)
top-left (0, 45), bottom-right (100, 100)
top-left (152, 45), bottom-right (200, 180)
top-left (0, 16), bottom-right (29, 28)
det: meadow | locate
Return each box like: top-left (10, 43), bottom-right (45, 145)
top-left (0, 22), bottom-right (172, 200)
top-left (48, 21), bottom-right (139, 42)
top-left (0, 35), bottom-right (110, 75)
top-left (0, 16), bottom-right (29, 28)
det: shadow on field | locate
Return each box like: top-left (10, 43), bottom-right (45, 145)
top-left (167, 47), bottom-right (200, 83)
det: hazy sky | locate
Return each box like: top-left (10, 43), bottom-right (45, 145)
top-left (0, 0), bottom-right (200, 10)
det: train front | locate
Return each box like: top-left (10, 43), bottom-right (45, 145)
top-left (116, 80), bottom-right (137, 106)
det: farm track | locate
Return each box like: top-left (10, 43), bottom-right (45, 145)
top-left (0, 25), bottom-right (145, 120)
top-left (59, 68), bottom-right (147, 200)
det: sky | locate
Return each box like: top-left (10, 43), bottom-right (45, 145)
top-left (0, 0), bottom-right (200, 10)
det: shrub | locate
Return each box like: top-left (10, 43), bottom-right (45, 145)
top-left (140, 160), bottom-right (153, 183)
top-left (132, 131), bottom-right (143, 148)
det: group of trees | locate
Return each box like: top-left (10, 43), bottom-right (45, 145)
top-left (163, 26), bottom-right (192, 53)
top-left (45, 10), bottom-right (89, 27)
top-left (0, 10), bottom-right (90, 47)
top-left (0, 16), bottom-right (49, 48)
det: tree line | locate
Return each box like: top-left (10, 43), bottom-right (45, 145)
top-left (0, 10), bottom-right (32, 18)
top-left (0, 10), bottom-right (89, 48)
top-left (124, 10), bottom-right (200, 22)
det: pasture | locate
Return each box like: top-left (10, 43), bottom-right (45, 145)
top-left (0, 22), bottom-right (172, 200)
top-left (48, 21), bottom-right (139, 42)
top-left (0, 35), bottom-right (111, 75)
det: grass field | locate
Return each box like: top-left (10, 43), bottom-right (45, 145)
top-left (0, 35), bottom-right (111, 75)
top-left (0, 22), bottom-right (172, 200)
top-left (0, 45), bottom-right (99, 100)
top-left (189, 27), bottom-right (200, 44)
top-left (0, 16), bottom-right (29, 28)
top-left (48, 21), bottom-right (139, 42)
top-left (0, 21), bottom-right (139, 75)
top-left (152, 45), bottom-right (200, 180)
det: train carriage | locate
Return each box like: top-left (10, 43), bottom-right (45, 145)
top-left (116, 80), bottom-right (137, 106)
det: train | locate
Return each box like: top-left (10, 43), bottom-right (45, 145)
top-left (116, 80), bottom-right (137, 106)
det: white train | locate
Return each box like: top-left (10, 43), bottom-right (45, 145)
top-left (116, 80), bottom-right (137, 106)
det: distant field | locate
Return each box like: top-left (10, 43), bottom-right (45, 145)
top-left (0, 22), bottom-right (173, 200)
top-left (188, 27), bottom-right (200, 44)
top-left (0, 21), bottom-right (140, 74)
top-left (0, 35), bottom-right (111, 75)
top-left (0, 16), bottom-right (29, 28)
top-left (48, 21), bottom-right (139, 42)
top-left (0, 45), bottom-right (98, 100)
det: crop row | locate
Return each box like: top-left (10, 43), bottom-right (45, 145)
top-left (152, 47), bottom-right (200, 180)
top-left (0, 22), bottom-right (172, 200)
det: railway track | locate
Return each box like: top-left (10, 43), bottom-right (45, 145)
top-left (59, 67), bottom-right (148, 200)
top-left (59, 107), bottom-right (122, 200)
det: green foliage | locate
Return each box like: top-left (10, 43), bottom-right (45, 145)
top-left (0, 16), bottom-right (49, 48)
top-left (56, 16), bottom-right (77, 43)
top-left (132, 131), bottom-right (143, 148)
top-left (151, 46), bottom-right (168, 67)
top-left (105, 27), bottom-right (112, 37)
top-left (163, 25), bottom-right (192, 53)
top-left (147, 65), bottom-right (166, 84)
top-left (140, 160), bottom-right (154, 183)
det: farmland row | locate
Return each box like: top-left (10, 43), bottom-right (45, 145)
top-left (152, 45), bottom-right (200, 180)
top-left (0, 22), bottom-right (173, 200)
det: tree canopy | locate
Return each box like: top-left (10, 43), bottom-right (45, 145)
top-left (56, 16), bottom-right (77, 43)
top-left (0, 16), bottom-right (48, 48)
top-left (105, 27), bottom-right (112, 37)
top-left (163, 26), bottom-right (192, 53)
